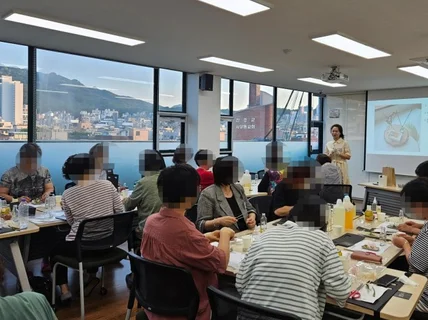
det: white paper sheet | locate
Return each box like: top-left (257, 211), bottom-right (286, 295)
top-left (373, 222), bottom-right (400, 234)
top-left (349, 240), bottom-right (391, 255)
top-left (228, 251), bottom-right (245, 270)
top-left (353, 284), bottom-right (391, 304)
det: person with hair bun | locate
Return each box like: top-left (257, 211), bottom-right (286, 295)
top-left (325, 124), bottom-right (352, 184)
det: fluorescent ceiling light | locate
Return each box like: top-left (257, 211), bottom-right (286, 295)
top-left (312, 34), bottom-right (390, 59)
top-left (200, 56), bottom-right (273, 72)
top-left (297, 77), bottom-right (347, 88)
top-left (4, 12), bottom-right (144, 46)
top-left (398, 66), bottom-right (428, 79)
top-left (198, 0), bottom-right (270, 16)
top-left (37, 89), bottom-right (68, 94)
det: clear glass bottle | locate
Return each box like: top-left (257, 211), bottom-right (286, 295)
top-left (379, 225), bottom-right (387, 246)
top-left (399, 209), bottom-right (405, 223)
top-left (260, 213), bottom-right (267, 233)
top-left (18, 199), bottom-right (29, 229)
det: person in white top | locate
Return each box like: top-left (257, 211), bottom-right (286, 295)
top-left (325, 124), bottom-right (351, 184)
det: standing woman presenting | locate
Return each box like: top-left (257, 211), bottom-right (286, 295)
top-left (325, 124), bottom-right (351, 184)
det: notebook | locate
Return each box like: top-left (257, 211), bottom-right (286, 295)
top-left (333, 233), bottom-right (365, 247)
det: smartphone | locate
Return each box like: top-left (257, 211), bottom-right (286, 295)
top-left (375, 274), bottom-right (398, 287)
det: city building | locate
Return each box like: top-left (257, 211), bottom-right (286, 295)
top-left (0, 75), bottom-right (24, 125)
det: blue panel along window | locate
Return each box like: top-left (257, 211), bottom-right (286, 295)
top-left (35, 49), bottom-right (155, 192)
top-left (0, 41), bottom-right (28, 177)
top-left (232, 81), bottom-right (273, 172)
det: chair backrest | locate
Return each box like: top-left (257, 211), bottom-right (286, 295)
top-left (207, 286), bottom-right (301, 320)
top-left (249, 195), bottom-right (272, 222)
top-left (128, 252), bottom-right (199, 320)
top-left (185, 204), bottom-right (198, 224)
top-left (257, 169), bottom-right (265, 180)
top-left (249, 172), bottom-right (257, 180)
top-left (106, 173), bottom-right (119, 189)
top-left (324, 184), bottom-right (352, 201)
top-left (74, 210), bottom-right (135, 261)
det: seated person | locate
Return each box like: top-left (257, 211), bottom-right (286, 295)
top-left (236, 200), bottom-right (352, 320)
top-left (123, 150), bottom-right (165, 239)
top-left (50, 153), bottom-right (124, 302)
top-left (0, 261), bottom-right (57, 320)
top-left (89, 142), bottom-right (110, 180)
top-left (0, 143), bottom-right (54, 203)
top-left (392, 178), bottom-right (428, 318)
top-left (141, 164), bottom-right (235, 320)
top-left (258, 142), bottom-right (285, 195)
top-left (270, 158), bottom-right (321, 222)
top-left (416, 160), bottom-right (428, 178)
top-left (316, 154), bottom-right (344, 204)
top-left (196, 156), bottom-right (257, 233)
top-left (172, 143), bottom-right (193, 165)
top-left (194, 149), bottom-right (215, 191)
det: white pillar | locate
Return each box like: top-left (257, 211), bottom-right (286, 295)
top-left (186, 74), bottom-right (221, 165)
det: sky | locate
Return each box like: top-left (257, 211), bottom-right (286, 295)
top-left (0, 42), bottom-right (183, 107)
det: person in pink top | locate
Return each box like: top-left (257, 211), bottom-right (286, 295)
top-left (141, 164), bottom-right (235, 320)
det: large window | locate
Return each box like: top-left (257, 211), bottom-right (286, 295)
top-left (233, 81), bottom-right (274, 171)
top-left (0, 42), bottom-right (28, 141)
top-left (158, 69), bottom-right (186, 152)
top-left (276, 88), bottom-right (309, 159)
top-left (36, 49), bottom-right (154, 142)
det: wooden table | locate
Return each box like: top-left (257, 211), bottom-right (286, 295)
top-left (227, 220), bottom-right (426, 320)
top-left (0, 222), bottom-right (40, 291)
top-left (327, 270), bottom-right (427, 320)
top-left (244, 189), bottom-right (267, 198)
top-left (359, 183), bottom-right (402, 216)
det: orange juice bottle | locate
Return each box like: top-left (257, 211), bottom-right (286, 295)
top-left (343, 196), bottom-right (354, 229)
top-left (365, 205), bottom-right (374, 222)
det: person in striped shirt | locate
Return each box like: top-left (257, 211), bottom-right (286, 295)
top-left (50, 153), bottom-right (124, 302)
top-left (392, 178), bottom-right (428, 319)
top-left (236, 198), bottom-right (352, 320)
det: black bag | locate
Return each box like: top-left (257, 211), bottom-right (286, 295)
top-left (29, 276), bottom-right (52, 303)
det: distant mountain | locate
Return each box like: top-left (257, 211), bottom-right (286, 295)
top-left (0, 66), bottom-right (182, 117)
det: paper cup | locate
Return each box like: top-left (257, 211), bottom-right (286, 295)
top-left (333, 225), bottom-right (344, 238)
top-left (377, 212), bottom-right (386, 222)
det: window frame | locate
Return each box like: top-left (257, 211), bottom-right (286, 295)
top-left (220, 78), bottom-right (233, 154)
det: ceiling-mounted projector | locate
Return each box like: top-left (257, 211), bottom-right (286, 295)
top-left (321, 66), bottom-right (349, 83)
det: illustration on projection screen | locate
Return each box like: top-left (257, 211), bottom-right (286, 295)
top-left (374, 104), bottom-right (421, 152)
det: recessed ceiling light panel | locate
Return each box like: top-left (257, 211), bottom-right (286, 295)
top-left (199, 56), bottom-right (273, 72)
top-left (297, 77), bottom-right (347, 88)
top-left (312, 34), bottom-right (390, 59)
top-left (4, 12), bottom-right (144, 46)
top-left (398, 66), bottom-right (428, 79)
top-left (198, 0), bottom-right (270, 16)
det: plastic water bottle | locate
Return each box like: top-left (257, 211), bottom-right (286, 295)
top-left (371, 197), bottom-right (378, 213)
top-left (18, 199), bottom-right (29, 229)
top-left (399, 209), bottom-right (405, 223)
top-left (260, 213), bottom-right (267, 233)
top-left (379, 225), bottom-right (387, 246)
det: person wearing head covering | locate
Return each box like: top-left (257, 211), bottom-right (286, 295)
top-left (325, 124), bottom-right (351, 184)
top-left (0, 143), bottom-right (54, 203)
top-left (196, 156), bottom-right (257, 233)
top-left (123, 150), bottom-right (165, 239)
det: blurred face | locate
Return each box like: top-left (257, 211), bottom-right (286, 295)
top-left (19, 156), bottom-right (39, 174)
top-left (405, 202), bottom-right (428, 220)
top-left (331, 127), bottom-right (341, 140)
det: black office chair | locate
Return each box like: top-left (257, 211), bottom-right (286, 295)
top-left (185, 204), bottom-right (198, 224)
top-left (249, 172), bottom-right (257, 180)
top-left (249, 195), bottom-right (272, 222)
top-left (207, 286), bottom-right (301, 320)
top-left (324, 184), bottom-right (353, 201)
top-left (125, 252), bottom-right (199, 320)
top-left (257, 169), bottom-right (265, 180)
top-left (106, 173), bottom-right (119, 189)
top-left (127, 210), bottom-right (141, 253)
top-left (51, 211), bottom-right (135, 320)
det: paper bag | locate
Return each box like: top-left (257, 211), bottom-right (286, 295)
top-left (382, 167), bottom-right (396, 187)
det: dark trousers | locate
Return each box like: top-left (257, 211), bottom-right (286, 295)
top-left (50, 240), bottom-right (98, 286)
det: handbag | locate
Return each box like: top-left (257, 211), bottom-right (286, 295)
top-left (350, 251), bottom-right (383, 264)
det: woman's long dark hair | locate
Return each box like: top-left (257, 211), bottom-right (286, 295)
top-left (331, 124), bottom-right (345, 139)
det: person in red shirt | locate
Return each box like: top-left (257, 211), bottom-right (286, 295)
top-left (141, 164), bottom-right (234, 320)
top-left (194, 149), bottom-right (214, 191)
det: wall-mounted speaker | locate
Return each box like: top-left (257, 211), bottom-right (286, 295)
top-left (199, 74), bottom-right (214, 91)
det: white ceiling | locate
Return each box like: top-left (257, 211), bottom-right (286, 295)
top-left (1, 0), bottom-right (428, 93)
